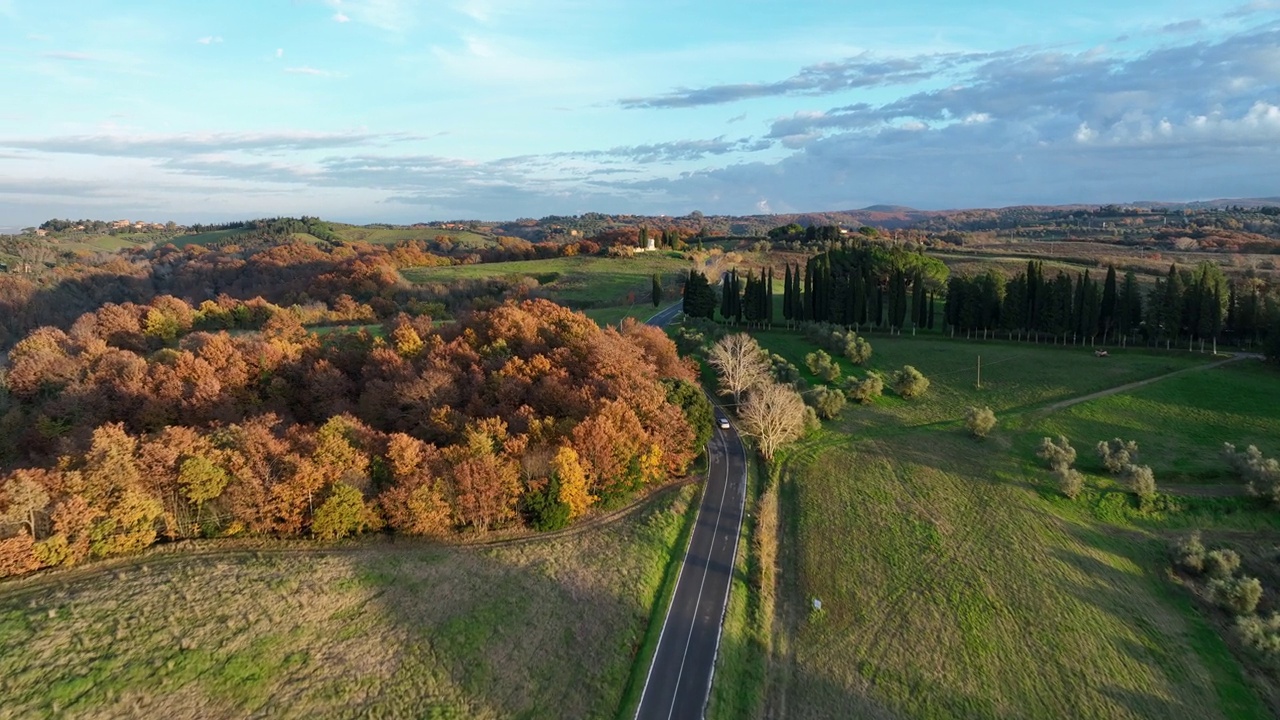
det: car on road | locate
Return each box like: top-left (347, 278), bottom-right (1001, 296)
top-left (718, 416), bottom-right (731, 429)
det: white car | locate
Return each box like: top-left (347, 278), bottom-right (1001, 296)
top-left (718, 416), bottom-right (731, 430)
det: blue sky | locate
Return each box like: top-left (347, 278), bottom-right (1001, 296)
top-left (0, 0), bottom-right (1278, 226)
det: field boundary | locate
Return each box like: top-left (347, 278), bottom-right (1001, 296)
top-left (1033, 354), bottom-right (1252, 417)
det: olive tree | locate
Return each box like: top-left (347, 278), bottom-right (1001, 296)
top-left (963, 406), bottom-right (997, 439)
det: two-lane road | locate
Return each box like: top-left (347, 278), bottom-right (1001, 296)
top-left (638, 302), bottom-right (750, 720)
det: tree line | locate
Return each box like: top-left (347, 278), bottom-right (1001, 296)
top-left (943, 260), bottom-right (1280, 352)
top-left (681, 240), bottom-right (948, 333)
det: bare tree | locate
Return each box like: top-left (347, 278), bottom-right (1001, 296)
top-left (0, 472), bottom-right (50, 539)
top-left (738, 381), bottom-right (807, 461)
top-left (708, 333), bottom-right (770, 406)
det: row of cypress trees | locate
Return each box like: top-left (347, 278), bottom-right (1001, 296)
top-left (943, 260), bottom-right (1276, 348)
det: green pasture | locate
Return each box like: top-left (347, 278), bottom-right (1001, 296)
top-left (403, 254), bottom-right (692, 308)
top-left (746, 328), bottom-right (1280, 719)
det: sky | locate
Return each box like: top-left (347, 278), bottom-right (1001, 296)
top-left (0, 0), bottom-right (1278, 227)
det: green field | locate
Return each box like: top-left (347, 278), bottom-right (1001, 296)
top-left (0, 486), bottom-right (697, 719)
top-left (330, 224), bottom-right (494, 248)
top-left (403, 254), bottom-right (692, 308)
top-left (746, 329), bottom-right (1280, 719)
top-left (170, 228), bottom-right (250, 248)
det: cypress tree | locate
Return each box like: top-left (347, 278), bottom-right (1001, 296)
top-left (651, 273), bottom-right (662, 307)
top-left (1072, 271), bottom-right (1088, 339)
top-left (781, 265), bottom-right (790, 322)
top-left (1119, 270), bottom-right (1140, 341)
top-left (767, 267), bottom-right (774, 324)
top-left (733, 271), bottom-right (744, 324)
top-left (804, 260), bottom-right (815, 321)
top-left (1162, 263), bottom-right (1182, 345)
top-left (1101, 265), bottom-right (1117, 341)
top-left (720, 270), bottom-right (732, 320)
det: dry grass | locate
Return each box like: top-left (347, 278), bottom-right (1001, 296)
top-left (0, 486), bottom-right (696, 719)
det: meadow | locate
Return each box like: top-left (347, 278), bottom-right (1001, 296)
top-left (0, 486), bottom-right (697, 720)
top-left (744, 328), bottom-right (1280, 719)
top-left (403, 253), bottom-right (692, 308)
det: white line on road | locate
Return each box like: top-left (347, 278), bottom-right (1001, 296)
top-left (663, 423), bottom-right (733, 720)
top-left (699, 420), bottom-right (747, 718)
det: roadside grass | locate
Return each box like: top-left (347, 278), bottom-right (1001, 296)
top-left (750, 328), bottom-right (1278, 719)
top-left (0, 485), bottom-right (697, 720)
top-left (402, 255), bottom-right (692, 308)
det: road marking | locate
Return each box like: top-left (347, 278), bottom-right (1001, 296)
top-left (663, 424), bottom-right (733, 720)
top-left (698, 424), bottom-right (747, 718)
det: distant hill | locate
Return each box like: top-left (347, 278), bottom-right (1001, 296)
top-left (1129, 198), bottom-right (1280, 210)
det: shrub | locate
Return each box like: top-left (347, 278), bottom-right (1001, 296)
top-left (1037, 435), bottom-right (1077, 471)
top-left (839, 333), bottom-right (873, 365)
top-left (1055, 466), bottom-right (1084, 499)
top-left (1209, 575), bottom-right (1263, 616)
top-left (802, 406), bottom-right (821, 434)
top-left (891, 365), bottom-right (929, 399)
top-left (768, 353), bottom-right (803, 386)
top-left (845, 372), bottom-right (884, 405)
top-left (1173, 531), bottom-right (1207, 574)
top-left (809, 385), bottom-right (847, 420)
top-left (1236, 613), bottom-right (1280, 667)
top-left (963, 406), bottom-right (997, 439)
top-left (799, 323), bottom-right (873, 365)
top-left (1096, 438), bottom-right (1140, 474)
top-left (1205, 548), bottom-right (1242, 579)
top-left (1222, 442), bottom-right (1280, 499)
top-left (1125, 464), bottom-right (1157, 503)
top-left (804, 350), bottom-right (841, 382)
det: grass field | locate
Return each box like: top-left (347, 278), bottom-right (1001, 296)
top-left (0, 486), bottom-right (697, 720)
top-left (745, 329), bottom-right (1280, 719)
top-left (403, 254), bottom-right (692, 308)
top-left (330, 225), bottom-right (494, 248)
top-left (170, 229), bottom-right (250, 248)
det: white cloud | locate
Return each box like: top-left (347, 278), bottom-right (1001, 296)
top-left (41, 51), bottom-right (96, 62)
top-left (276, 48), bottom-right (284, 58)
top-left (284, 66), bottom-right (342, 77)
top-left (321, 0), bottom-right (412, 32)
top-left (197, 36), bottom-right (224, 45)
top-left (0, 130), bottom-right (394, 157)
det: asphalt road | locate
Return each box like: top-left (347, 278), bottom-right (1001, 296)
top-left (637, 302), bottom-right (749, 720)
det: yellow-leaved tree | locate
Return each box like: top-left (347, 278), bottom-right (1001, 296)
top-left (551, 446), bottom-right (594, 519)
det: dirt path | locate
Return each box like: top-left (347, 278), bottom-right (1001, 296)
top-left (1034, 354), bottom-right (1255, 417)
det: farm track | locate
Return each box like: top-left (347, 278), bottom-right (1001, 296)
top-left (1032, 354), bottom-right (1253, 418)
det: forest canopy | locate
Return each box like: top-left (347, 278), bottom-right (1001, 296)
top-left (0, 298), bottom-right (705, 576)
